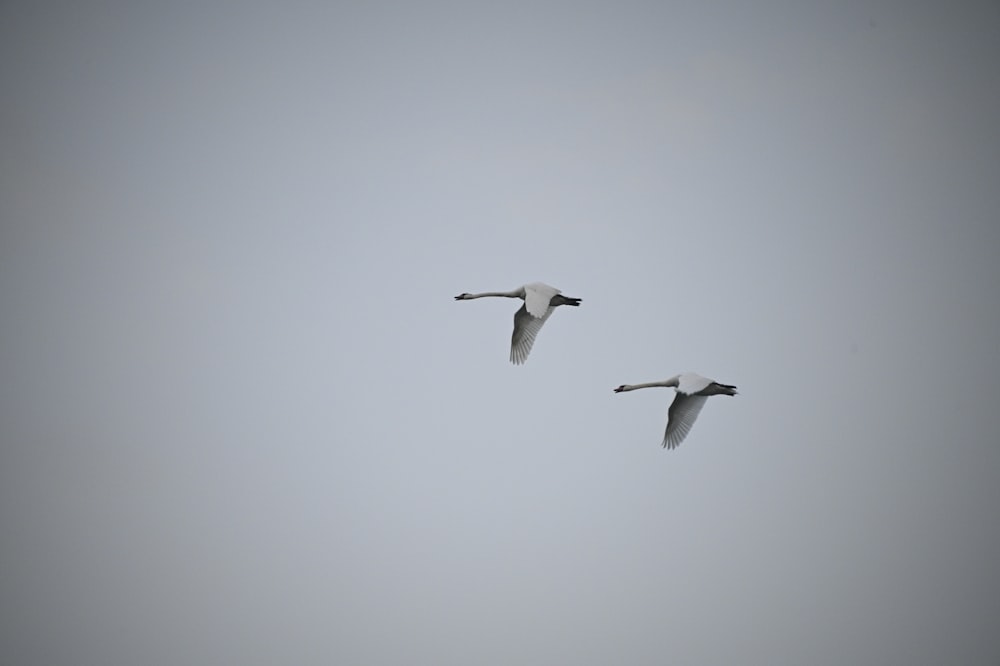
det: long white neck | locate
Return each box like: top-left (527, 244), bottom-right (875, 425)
top-left (617, 377), bottom-right (680, 391)
top-left (464, 290), bottom-right (522, 299)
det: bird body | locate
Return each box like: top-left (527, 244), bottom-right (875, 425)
top-left (613, 373), bottom-right (736, 449)
top-left (454, 282), bottom-right (581, 364)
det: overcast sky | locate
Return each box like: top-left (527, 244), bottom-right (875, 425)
top-left (2, 2), bottom-right (999, 664)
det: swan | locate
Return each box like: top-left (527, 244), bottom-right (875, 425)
top-left (613, 373), bottom-right (737, 449)
top-left (454, 282), bottom-right (581, 364)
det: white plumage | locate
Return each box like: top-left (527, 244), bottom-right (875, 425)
top-left (613, 372), bottom-right (737, 449)
top-left (454, 282), bottom-right (581, 364)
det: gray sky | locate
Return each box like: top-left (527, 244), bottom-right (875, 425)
top-left (2, 2), bottom-right (999, 664)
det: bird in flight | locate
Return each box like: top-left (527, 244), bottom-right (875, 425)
top-left (454, 282), bottom-right (581, 364)
top-left (613, 372), bottom-right (737, 449)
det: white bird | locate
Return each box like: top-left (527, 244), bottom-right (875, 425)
top-left (454, 282), bottom-right (581, 364)
top-left (613, 373), bottom-right (737, 449)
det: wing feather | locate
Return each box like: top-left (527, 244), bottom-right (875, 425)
top-left (663, 394), bottom-right (708, 449)
top-left (510, 303), bottom-right (554, 364)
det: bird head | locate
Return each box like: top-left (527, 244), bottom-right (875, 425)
top-left (454, 293), bottom-right (471, 300)
top-left (613, 385), bottom-right (627, 393)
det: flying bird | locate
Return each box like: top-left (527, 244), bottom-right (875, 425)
top-left (454, 282), bottom-right (581, 364)
top-left (613, 373), bottom-right (737, 449)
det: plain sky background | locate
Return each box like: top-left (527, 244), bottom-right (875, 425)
top-left (2, 2), bottom-right (999, 664)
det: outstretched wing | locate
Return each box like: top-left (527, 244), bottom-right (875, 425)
top-left (663, 393), bottom-right (708, 449)
top-left (523, 282), bottom-right (559, 318)
top-left (510, 303), bottom-right (554, 364)
top-left (677, 373), bottom-right (713, 395)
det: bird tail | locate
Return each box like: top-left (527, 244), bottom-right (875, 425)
top-left (708, 382), bottom-right (738, 396)
top-left (554, 296), bottom-right (581, 307)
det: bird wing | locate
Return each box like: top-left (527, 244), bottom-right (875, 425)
top-left (677, 373), bottom-right (712, 394)
top-left (663, 393), bottom-right (708, 449)
top-left (510, 303), bottom-right (554, 364)
top-left (523, 283), bottom-right (559, 318)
